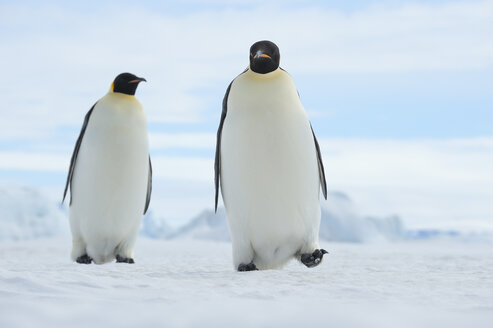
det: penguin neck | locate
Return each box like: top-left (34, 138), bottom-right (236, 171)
top-left (247, 67), bottom-right (282, 80)
top-left (107, 90), bottom-right (137, 100)
top-left (102, 92), bottom-right (142, 110)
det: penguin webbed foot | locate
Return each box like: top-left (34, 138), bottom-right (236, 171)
top-left (301, 249), bottom-right (328, 268)
top-left (237, 262), bottom-right (258, 272)
top-left (76, 254), bottom-right (93, 264)
top-left (116, 254), bottom-right (135, 264)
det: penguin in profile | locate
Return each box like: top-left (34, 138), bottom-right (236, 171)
top-left (63, 72), bottom-right (152, 264)
top-left (215, 41), bottom-right (328, 271)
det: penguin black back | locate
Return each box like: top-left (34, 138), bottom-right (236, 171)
top-left (113, 73), bottom-right (147, 96)
top-left (249, 40), bottom-right (280, 74)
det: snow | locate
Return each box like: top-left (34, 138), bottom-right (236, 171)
top-left (1, 187), bottom-right (408, 243)
top-left (143, 192), bottom-right (492, 243)
top-left (1, 238), bottom-right (492, 328)
top-left (319, 191), bottom-right (405, 242)
top-left (1, 187), bottom-right (492, 326)
top-left (0, 188), bottom-right (69, 241)
top-left (142, 192), bottom-right (409, 243)
top-left (2, 187), bottom-right (491, 244)
top-left (168, 208), bottom-right (231, 241)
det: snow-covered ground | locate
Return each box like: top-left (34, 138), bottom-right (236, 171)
top-left (1, 187), bottom-right (492, 327)
top-left (1, 238), bottom-right (492, 328)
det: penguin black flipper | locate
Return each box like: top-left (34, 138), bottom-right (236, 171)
top-left (62, 103), bottom-right (97, 205)
top-left (214, 81), bottom-right (233, 213)
top-left (283, 67), bottom-right (327, 199)
top-left (215, 69), bottom-right (249, 212)
top-left (279, 67), bottom-right (327, 199)
top-left (310, 124), bottom-right (327, 200)
top-left (144, 156), bottom-right (152, 215)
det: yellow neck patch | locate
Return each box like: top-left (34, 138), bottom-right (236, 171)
top-left (110, 82), bottom-right (114, 92)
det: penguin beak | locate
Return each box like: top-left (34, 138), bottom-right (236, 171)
top-left (254, 52), bottom-right (272, 60)
top-left (128, 77), bottom-right (147, 83)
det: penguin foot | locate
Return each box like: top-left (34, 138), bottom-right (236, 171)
top-left (301, 249), bottom-right (328, 268)
top-left (76, 254), bottom-right (93, 264)
top-left (237, 262), bottom-right (258, 272)
top-left (116, 255), bottom-right (135, 264)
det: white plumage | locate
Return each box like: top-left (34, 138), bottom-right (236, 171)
top-left (67, 87), bottom-right (149, 264)
top-left (220, 68), bottom-right (323, 270)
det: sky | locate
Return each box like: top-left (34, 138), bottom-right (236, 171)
top-left (0, 0), bottom-right (492, 229)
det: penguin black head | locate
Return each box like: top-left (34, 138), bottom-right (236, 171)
top-left (249, 40), bottom-right (280, 74)
top-left (112, 72), bottom-right (146, 96)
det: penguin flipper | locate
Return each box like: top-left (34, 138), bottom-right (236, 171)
top-left (310, 124), bottom-right (327, 200)
top-left (215, 69), bottom-right (249, 212)
top-left (144, 156), bottom-right (152, 215)
top-left (214, 80), bottom-right (233, 212)
top-left (62, 102), bottom-right (97, 205)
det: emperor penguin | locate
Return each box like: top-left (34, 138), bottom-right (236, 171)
top-left (63, 72), bottom-right (152, 264)
top-left (215, 41), bottom-right (328, 271)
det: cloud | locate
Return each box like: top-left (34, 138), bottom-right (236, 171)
top-left (152, 157), bottom-right (213, 181)
top-left (2, 136), bottom-right (492, 228)
top-left (0, 0), bottom-right (492, 142)
top-left (0, 152), bottom-right (69, 172)
top-left (318, 137), bottom-right (493, 190)
top-left (5, 135), bottom-right (491, 187)
top-left (149, 133), bottom-right (216, 150)
top-left (0, 1), bottom-right (492, 228)
top-left (317, 137), bottom-right (493, 227)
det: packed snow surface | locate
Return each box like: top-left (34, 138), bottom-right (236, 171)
top-left (1, 187), bottom-right (492, 327)
top-left (1, 238), bottom-right (492, 328)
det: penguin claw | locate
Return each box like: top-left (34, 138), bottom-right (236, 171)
top-left (76, 254), bottom-right (93, 264)
top-left (238, 262), bottom-right (258, 272)
top-left (116, 255), bottom-right (135, 264)
top-left (301, 249), bottom-right (328, 268)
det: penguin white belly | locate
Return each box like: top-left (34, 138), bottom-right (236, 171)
top-left (221, 70), bottom-right (321, 269)
top-left (69, 94), bottom-right (149, 264)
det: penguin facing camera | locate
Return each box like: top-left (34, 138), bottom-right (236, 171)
top-left (215, 41), bottom-right (328, 271)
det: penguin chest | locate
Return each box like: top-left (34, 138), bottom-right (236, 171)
top-left (71, 99), bottom-right (149, 222)
top-left (220, 72), bottom-right (320, 239)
